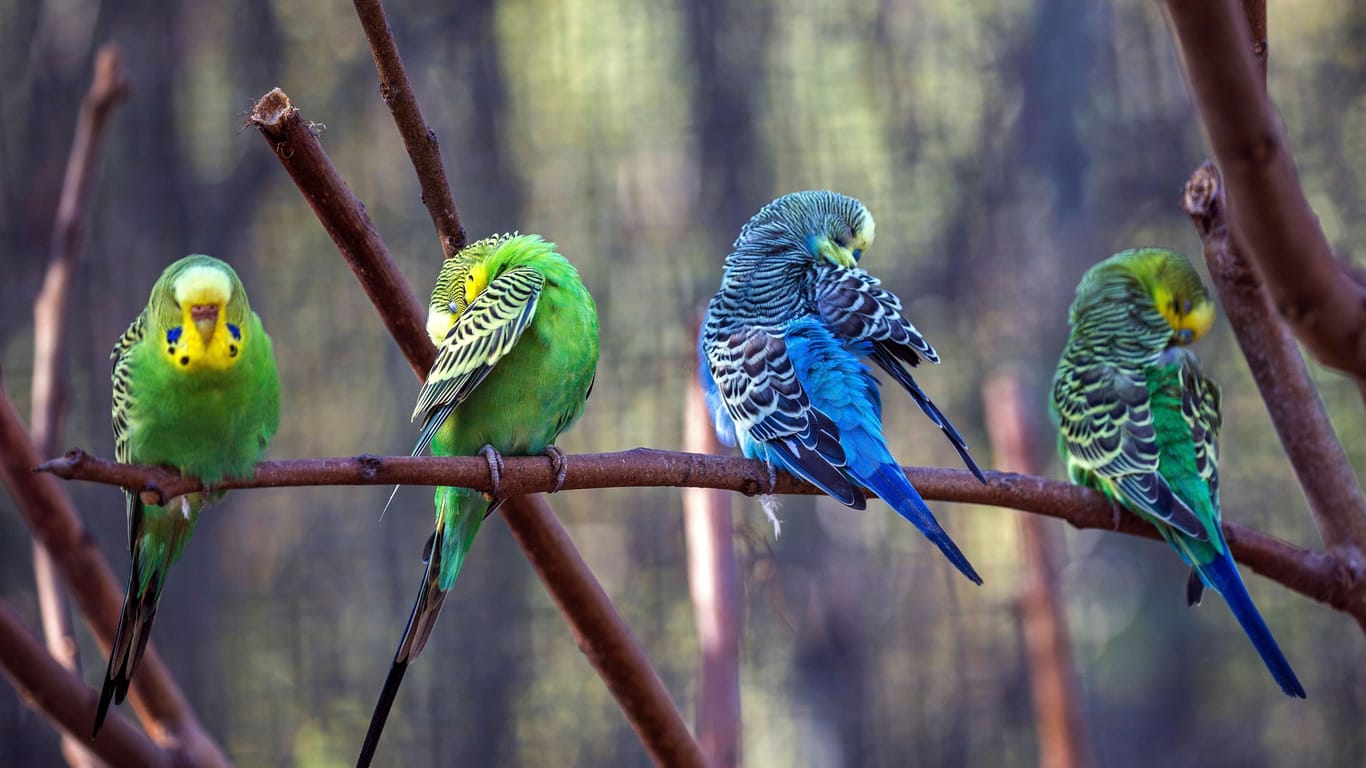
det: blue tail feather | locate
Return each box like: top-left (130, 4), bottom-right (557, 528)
top-left (865, 463), bottom-right (981, 585)
top-left (1198, 550), bottom-right (1306, 698)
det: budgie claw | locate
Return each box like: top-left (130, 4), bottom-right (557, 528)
top-left (1109, 499), bottom-right (1125, 531)
top-left (479, 444), bottom-right (505, 501)
top-left (543, 445), bottom-right (568, 492)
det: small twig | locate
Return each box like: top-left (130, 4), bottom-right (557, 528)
top-left (1164, 0), bottom-right (1366, 381)
top-left (501, 496), bottom-right (708, 768)
top-left (683, 358), bottom-right (741, 768)
top-left (36, 447), bottom-right (1360, 624)
top-left (247, 88), bottom-right (432, 378)
top-left (0, 386), bottom-right (229, 768)
top-left (30, 43), bottom-right (127, 768)
top-left (0, 602), bottom-right (167, 768)
top-left (351, 0), bottom-right (466, 257)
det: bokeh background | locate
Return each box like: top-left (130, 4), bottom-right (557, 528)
top-left (3, 0), bottom-right (1365, 765)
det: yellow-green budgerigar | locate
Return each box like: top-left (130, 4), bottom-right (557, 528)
top-left (1051, 248), bottom-right (1304, 697)
top-left (357, 233), bottom-right (599, 766)
top-left (94, 255), bottom-right (280, 735)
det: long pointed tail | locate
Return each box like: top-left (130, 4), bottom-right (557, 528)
top-left (866, 463), bottom-right (982, 585)
top-left (1198, 550), bottom-right (1306, 698)
top-left (357, 528), bottom-right (450, 768)
top-left (358, 491), bottom-right (487, 766)
top-left (93, 573), bottom-right (161, 737)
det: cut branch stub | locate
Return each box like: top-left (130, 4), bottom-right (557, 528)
top-left (248, 87), bottom-right (434, 378)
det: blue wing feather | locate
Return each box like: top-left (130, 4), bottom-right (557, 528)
top-left (1195, 549), bottom-right (1306, 698)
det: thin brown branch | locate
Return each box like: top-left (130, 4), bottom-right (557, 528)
top-left (0, 602), bottom-right (167, 768)
top-left (1183, 166), bottom-right (1366, 626)
top-left (31, 44), bottom-right (127, 768)
top-left (501, 496), bottom-right (708, 768)
top-left (247, 88), bottom-right (432, 378)
top-left (683, 361), bottom-right (741, 768)
top-left (351, 0), bottom-right (466, 257)
top-left (983, 372), bottom-right (1094, 768)
top-left (1164, 0), bottom-right (1366, 381)
top-left (0, 386), bottom-right (229, 768)
top-left (33, 44), bottom-right (127, 456)
top-left (37, 447), bottom-right (1362, 626)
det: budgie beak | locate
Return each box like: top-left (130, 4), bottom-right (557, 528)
top-left (189, 303), bottom-right (220, 344)
top-left (816, 237), bottom-right (858, 269)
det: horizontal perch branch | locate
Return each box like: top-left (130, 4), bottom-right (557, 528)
top-left (38, 447), bottom-right (1361, 624)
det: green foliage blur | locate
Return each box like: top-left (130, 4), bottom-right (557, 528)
top-left (2, 0), bottom-right (1364, 765)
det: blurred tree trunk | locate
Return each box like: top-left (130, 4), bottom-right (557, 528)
top-left (984, 373), bottom-right (1095, 768)
top-left (685, 0), bottom-right (773, 276)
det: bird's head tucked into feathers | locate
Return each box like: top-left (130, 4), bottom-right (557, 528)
top-left (427, 234), bottom-right (513, 345)
top-left (1152, 277), bottom-right (1214, 346)
top-left (153, 255), bottom-right (250, 373)
top-left (1071, 248), bottom-right (1214, 347)
top-left (730, 190), bottom-right (875, 270)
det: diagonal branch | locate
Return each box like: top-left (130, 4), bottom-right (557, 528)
top-left (352, 0), bottom-right (467, 257)
top-left (36, 447), bottom-right (1362, 627)
top-left (500, 496), bottom-right (708, 768)
top-left (0, 601), bottom-right (166, 768)
top-left (247, 89), bottom-right (431, 379)
top-left (1163, 0), bottom-right (1366, 382)
top-left (249, 83), bottom-right (704, 761)
top-left (1183, 166), bottom-right (1366, 565)
top-left (0, 382), bottom-right (228, 768)
top-left (30, 43), bottom-right (128, 768)
top-left (1168, 0), bottom-right (1366, 585)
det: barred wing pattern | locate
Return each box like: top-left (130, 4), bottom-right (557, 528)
top-left (705, 327), bottom-right (863, 507)
top-left (813, 265), bottom-right (984, 480)
top-left (110, 310), bottom-right (146, 467)
top-left (1053, 343), bottom-right (1206, 539)
top-left (411, 266), bottom-right (543, 455)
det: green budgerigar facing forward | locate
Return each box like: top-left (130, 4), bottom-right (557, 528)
top-left (357, 233), bottom-right (599, 766)
top-left (1051, 248), bottom-right (1304, 698)
top-left (95, 255), bottom-right (280, 735)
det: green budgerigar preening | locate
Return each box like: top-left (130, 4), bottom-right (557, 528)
top-left (94, 255), bottom-right (281, 735)
top-left (1051, 248), bottom-right (1305, 698)
top-left (357, 233), bottom-right (599, 766)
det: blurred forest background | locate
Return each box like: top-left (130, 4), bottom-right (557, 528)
top-left (3, 0), bottom-right (1365, 765)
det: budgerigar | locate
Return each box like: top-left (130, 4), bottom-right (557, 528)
top-left (95, 255), bottom-right (280, 735)
top-left (1051, 247), bottom-right (1304, 697)
top-left (357, 233), bottom-right (599, 766)
top-left (698, 190), bottom-right (986, 584)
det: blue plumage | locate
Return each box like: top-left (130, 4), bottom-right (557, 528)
top-left (699, 191), bottom-right (984, 583)
top-left (1194, 548), bottom-right (1305, 697)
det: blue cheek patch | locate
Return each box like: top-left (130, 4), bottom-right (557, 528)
top-left (166, 327), bottom-right (183, 344)
top-left (227, 324), bottom-right (242, 341)
top-left (852, 248), bottom-right (862, 262)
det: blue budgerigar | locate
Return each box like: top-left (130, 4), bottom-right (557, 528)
top-left (699, 190), bottom-right (986, 584)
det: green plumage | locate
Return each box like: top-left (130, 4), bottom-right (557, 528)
top-left (1052, 248), bottom-right (1304, 698)
top-left (96, 254), bottom-right (280, 735)
top-left (359, 233), bottom-right (599, 766)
